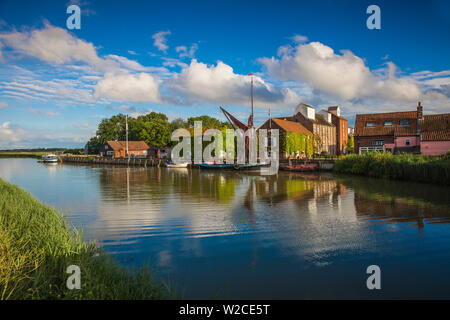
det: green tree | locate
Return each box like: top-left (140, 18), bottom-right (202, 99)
top-left (170, 118), bottom-right (187, 131)
top-left (131, 116), bottom-right (171, 147)
top-left (96, 114), bottom-right (127, 143)
top-left (187, 115), bottom-right (230, 129)
top-left (346, 135), bottom-right (354, 153)
top-left (85, 136), bottom-right (102, 154)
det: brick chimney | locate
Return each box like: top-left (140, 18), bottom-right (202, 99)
top-left (417, 101), bottom-right (423, 120)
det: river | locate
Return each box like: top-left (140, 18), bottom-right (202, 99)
top-left (1, 158), bottom-right (450, 299)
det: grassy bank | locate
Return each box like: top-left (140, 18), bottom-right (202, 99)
top-left (0, 152), bottom-right (46, 159)
top-left (334, 152), bottom-right (450, 185)
top-left (0, 178), bottom-right (166, 300)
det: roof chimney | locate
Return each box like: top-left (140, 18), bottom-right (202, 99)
top-left (327, 106), bottom-right (341, 117)
top-left (417, 101), bottom-right (423, 120)
top-left (319, 110), bottom-right (332, 124)
top-left (295, 103), bottom-right (315, 120)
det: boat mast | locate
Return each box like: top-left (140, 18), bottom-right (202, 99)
top-left (250, 73), bottom-right (254, 128)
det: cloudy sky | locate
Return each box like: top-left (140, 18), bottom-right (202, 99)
top-left (0, 0), bottom-right (449, 148)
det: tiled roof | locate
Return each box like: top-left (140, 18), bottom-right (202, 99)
top-left (355, 111), bottom-right (418, 137)
top-left (107, 141), bottom-right (150, 151)
top-left (422, 131), bottom-right (450, 141)
top-left (419, 113), bottom-right (450, 141)
top-left (271, 118), bottom-right (312, 134)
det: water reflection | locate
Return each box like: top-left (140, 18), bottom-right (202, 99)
top-left (1, 158), bottom-right (450, 298)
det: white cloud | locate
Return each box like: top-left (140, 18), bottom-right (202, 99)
top-left (0, 23), bottom-right (170, 77)
top-left (0, 22), bottom-right (113, 71)
top-left (73, 122), bottom-right (89, 128)
top-left (176, 43), bottom-right (198, 59)
top-left (93, 72), bottom-right (161, 102)
top-left (0, 122), bottom-right (27, 145)
top-left (28, 107), bottom-right (60, 117)
top-left (290, 34), bottom-right (308, 43)
top-left (166, 59), bottom-right (299, 106)
top-left (152, 30), bottom-right (171, 53)
top-left (259, 41), bottom-right (421, 102)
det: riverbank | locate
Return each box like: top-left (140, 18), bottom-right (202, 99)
top-left (0, 151), bottom-right (45, 159)
top-left (334, 152), bottom-right (450, 185)
top-left (0, 177), bottom-right (166, 300)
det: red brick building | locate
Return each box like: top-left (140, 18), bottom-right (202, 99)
top-left (100, 141), bottom-right (150, 158)
top-left (291, 103), bottom-right (337, 155)
top-left (419, 113), bottom-right (450, 155)
top-left (354, 104), bottom-right (421, 154)
top-left (259, 117), bottom-right (313, 158)
top-left (327, 106), bottom-right (348, 155)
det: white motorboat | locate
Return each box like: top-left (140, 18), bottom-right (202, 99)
top-left (42, 154), bottom-right (58, 163)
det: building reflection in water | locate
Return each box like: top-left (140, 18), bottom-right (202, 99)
top-left (2, 158), bottom-right (450, 298)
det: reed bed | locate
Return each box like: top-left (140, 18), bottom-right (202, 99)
top-left (0, 178), bottom-right (166, 300)
top-left (334, 152), bottom-right (450, 185)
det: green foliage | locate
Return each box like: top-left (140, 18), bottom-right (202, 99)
top-left (89, 113), bottom-right (230, 151)
top-left (170, 118), bottom-right (188, 132)
top-left (282, 132), bottom-right (315, 157)
top-left (0, 178), bottom-right (166, 300)
top-left (346, 135), bottom-right (354, 153)
top-left (187, 115), bottom-right (230, 129)
top-left (96, 114), bottom-right (128, 143)
top-left (334, 152), bottom-right (450, 185)
top-left (85, 136), bottom-right (102, 154)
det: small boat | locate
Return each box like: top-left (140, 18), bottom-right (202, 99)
top-left (282, 163), bottom-right (317, 172)
top-left (166, 162), bottom-right (188, 168)
top-left (232, 163), bottom-right (267, 171)
top-left (198, 163), bottom-right (235, 170)
top-left (42, 154), bottom-right (58, 163)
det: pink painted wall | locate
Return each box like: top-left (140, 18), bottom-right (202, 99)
top-left (421, 141), bottom-right (450, 156)
top-left (395, 136), bottom-right (419, 147)
top-left (384, 143), bottom-right (395, 152)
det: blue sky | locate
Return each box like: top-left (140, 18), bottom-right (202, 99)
top-left (1, 0), bottom-right (449, 148)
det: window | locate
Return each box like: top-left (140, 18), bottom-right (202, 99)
top-left (366, 121), bottom-right (375, 128)
top-left (405, 139), bottom-right (410, 146)
top-left (384, 121), bottom-right (393, 127)
top-left (399, 119), bottom-right (409, 126)
top-left (106, 151), bottom-right (114, 156)
top-left (372, 140), bottom-right (384, 146)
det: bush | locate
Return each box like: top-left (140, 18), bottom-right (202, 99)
top-left (334, 152), bottom-right (450, 185)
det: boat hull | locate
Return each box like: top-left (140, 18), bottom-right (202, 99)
top-left (281, 164), bottom-right (317, 172)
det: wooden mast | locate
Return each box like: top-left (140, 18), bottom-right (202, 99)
top-left (251, 74), bottom-right (253, 127)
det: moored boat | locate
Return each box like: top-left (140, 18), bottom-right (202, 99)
top-left (166, 162), bottom-right (189, 168)
top-left (198, 163), bottom-right (235, 170)
top-left (41, 154), bottom-right (58, 163)
top-left (282, 163), bottom-right (317, 172)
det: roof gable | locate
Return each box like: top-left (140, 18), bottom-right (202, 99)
top-left (107, 141), bottom-right (150, 151)
top-left (355, 110), bottom-right (418, 137)
top-left (271, 118), bottom-right (312, 134)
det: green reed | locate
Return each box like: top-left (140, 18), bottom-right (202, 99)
top-left (0, 178), bottom-right (167, 300)
top-left (334, 152), bottom-right (450, 185)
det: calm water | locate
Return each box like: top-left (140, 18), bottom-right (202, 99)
top-left (1, 158), bottom-right (450, 299)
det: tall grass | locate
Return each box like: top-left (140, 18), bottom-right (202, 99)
top-left (0, 178), bottom-right (166, 299)
top-left (334, 152), bottom-right (450, 185)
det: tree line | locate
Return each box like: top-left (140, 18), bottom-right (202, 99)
top-left (85, 112), bottom-right (230, 154)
